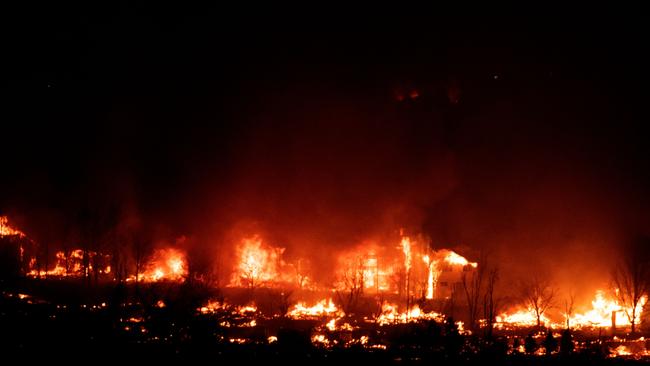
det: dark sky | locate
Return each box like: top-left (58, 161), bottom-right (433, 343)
top-left (2, 8), bottom-right (649, 290)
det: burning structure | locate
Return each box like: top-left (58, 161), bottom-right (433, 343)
top-left (4, 212), bottom-right (649, 340)
top-left (2, 9), bottom-right (649, 364)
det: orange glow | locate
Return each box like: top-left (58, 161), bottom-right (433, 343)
top-left (611, 345), bottom-right (633, 357)
top-left (333, 237), bottom-right (476, 298)
top-left (230, 236), bottom-right (285, 287)
top-left (27, 249), bottom-right (111, 278)
top-left (334, 244), bottom-right (396, 292)
top-left (401, 237), bottom-right (412, 273)
top-left (287, 299), bottom-right (341, 318)
top-left (496, 308), bottom-right (549, 327)
top-left (138, 248), bottom-right (187, 282)
top-left (497, 289), bottom-right (648, 330)
top-left (422, 255), bottom-right (434, 299)
top-left (199, 300), bottom-right (227, 314)
top-left (376, 302), bottom-right (443, 325)
top-left (570, 290), bottom-right (647, 329)
top-left (0, 216), bottom-right (24, 237)
top-left (443, 250), bottom-right (477, 268)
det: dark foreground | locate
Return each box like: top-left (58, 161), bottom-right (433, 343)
top-left (1, 280), bottom-right (647, 365)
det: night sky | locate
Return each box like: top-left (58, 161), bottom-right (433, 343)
top-left (2, 8), bottom-right (649, 292)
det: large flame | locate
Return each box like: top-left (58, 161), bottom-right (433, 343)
top-left (422, 255), bottom-right (435, 299)
top-left (230, 236), bottom-right (286, 287)
top-left (571, 290), bottom-right (648, 328)
top-left (498, 289), bottom-right (648, 330)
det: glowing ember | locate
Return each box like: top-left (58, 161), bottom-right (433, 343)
top-left (311, 334), bottom-right (330, 346)
top-left (199, 300), bottom-right (227, 314)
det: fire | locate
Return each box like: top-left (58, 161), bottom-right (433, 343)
top-left (497, 290), bottom-right (648, 330)
top-left (230, 236), bottom-right (285, 287)
top-left (422, 255), bottom-right (434, 299)
top-left (612, 345), bottom-right (633, 357)
top-left (443, 251), bottom-right (477, 268)
top-left (27, 249), bottom-right (111, 278)
top-left (497, 308), bottom-right (550, 327)
top-left (571, 290), bottom-right (648, 328)
top-left (401, 237), bottom-right (412, 273)
top-left (333, 236), bottom-right (476, 298)
top-left (334, 245), bottom-right (396, 292)
top-left (0, 216), bottom-right (25, 237)
top-left (326, 318), bottom-right (337, 331)
top-left (287, 299), bottom-right (340, 318)
top-left (608, 339), bottom-right (650, 359)
top-left (376, 302), bottom-right (443, 325)
top-left (198, 300), bottom-right (257, 316)
top-left (138, 248), bottom-right (187, 282)
top-left (199, 300), bottom-right (224, 314)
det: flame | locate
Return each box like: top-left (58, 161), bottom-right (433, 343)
top-left (312, 334), bottom-right (330, 346)
top-left (334, 245), bottom-right (395, 292)
top-left (199, 300), bottom-right (227, 314)
top-left (422, 255), bottom-right (434, 299)
top-left (230, 236), bottom-right (289, 287)
top-left (376, 302), bottom-right (443, 325)
top-left (333, 238), bottom-right (475, 298)
top-left (138, 248), bottom-right (187, 282)
top-left (612, 345), bottom-right (633, 357)
top-left (497, 308), bottom-right (550, 327)
top-left (498, 290), bottom-right (648, 330)
top-left (27, 249), bottom-right (110, 278)
top-left (570, 290), bottom-right (648, 328)
top-left (401, 237), bottom-right (412, 273)
top-left (287, 299), bottom-right (340, 318)
top-left (0, 216), bottom-right (25, 237)
top-left (326, 318), bottom-right (337, 331)
top-left (444, 251), bottom-right (477, 268)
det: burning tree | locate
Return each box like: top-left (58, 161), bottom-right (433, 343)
top-left (611, 238), bottom-right (650, 334)
top-left (335, 256), bottom-right (365, 316)
top-left (519, 275), bottom-right (556, 328)
top-left (563, 291), bottom-right (575, 330)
